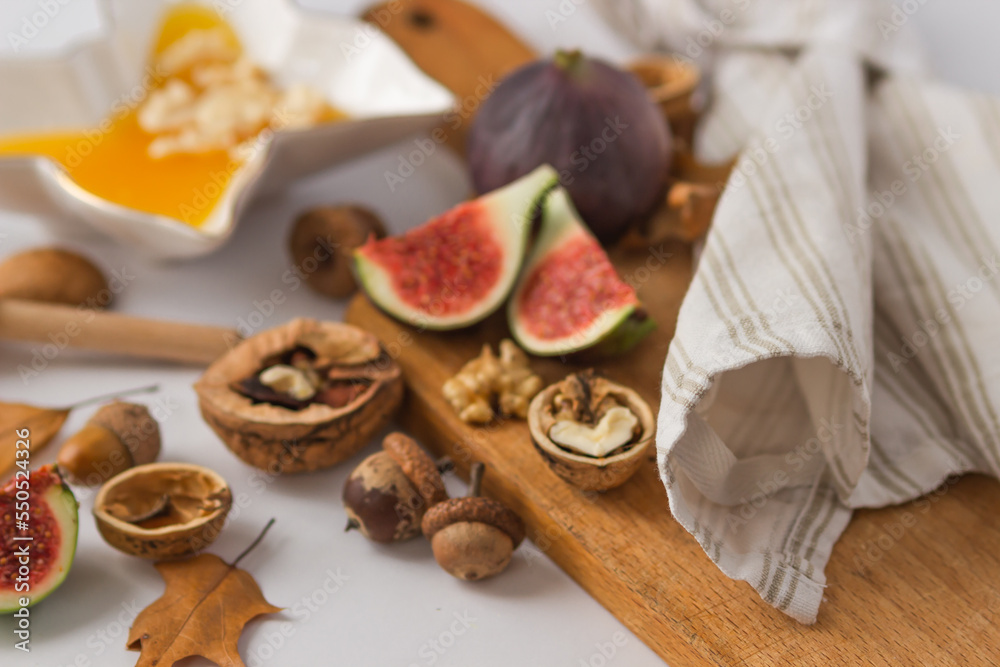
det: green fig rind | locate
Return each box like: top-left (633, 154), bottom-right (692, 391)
top-left (0, 467), bottom-right (79, 614)
top-left (508, 187), bottom-right (654, 357)
top-left (354, 165), bottom-right (559, 331)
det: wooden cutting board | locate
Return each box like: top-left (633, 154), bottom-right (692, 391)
top-left (353, 2), bottom-right (1000, 664)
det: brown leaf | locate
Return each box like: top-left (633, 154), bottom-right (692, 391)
top-left (0, 403), bottom-right (70, 479)
top-left (127, 553), bottom-right (282, 667)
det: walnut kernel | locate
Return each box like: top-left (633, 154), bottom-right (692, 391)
top-left (443, 339), bottom-right (543, 424)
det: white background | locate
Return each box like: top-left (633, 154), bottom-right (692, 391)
top-left (1, 1), bottom-right (998, 666)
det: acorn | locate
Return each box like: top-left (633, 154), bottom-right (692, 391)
top-left (288, 205), bottom-right (387, 298)
top-left (421, 462), bottom-right (525, 581)
top-left (0, 246), bottom-right (109, 308)
top-left (342, 433), bottom-right (448, 543)
top-left (57, 401), bottom-right (161, 486)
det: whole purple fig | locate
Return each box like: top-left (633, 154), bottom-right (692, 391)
top-left (467, 50), bottom-right (672, 245)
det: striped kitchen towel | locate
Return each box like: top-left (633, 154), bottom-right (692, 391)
top-left (594, 0), bottom-right (1000, 623)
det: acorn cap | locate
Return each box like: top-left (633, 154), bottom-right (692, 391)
top-left (89, 401), bottom-right (161, 466)
top-left (383, 432), bottom-right (448, 508)
top-left (421, 497), bottom-right (525, 548)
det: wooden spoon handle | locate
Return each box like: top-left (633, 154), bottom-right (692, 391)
top-left (0, 299), bottom-right (237, 365)
top-left (362, 0), bottom-right (535, 152)
top-left (363, 0), bottom-right (534, 95)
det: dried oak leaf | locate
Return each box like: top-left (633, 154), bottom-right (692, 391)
top-left (127, 553), bottom-right (282, 667)
top-left (0, 402), bottom-right (70, 479)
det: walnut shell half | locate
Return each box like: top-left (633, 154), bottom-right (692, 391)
top-left (194, 318), bottom-right (403, 473)
top-left (93, 462), bottom-right (232, 559)
top-left (528, 374), bottom-right (655, 492)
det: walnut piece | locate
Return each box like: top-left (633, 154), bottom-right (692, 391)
top-left (549, 406), bottom-right (639, 458)
top-left (550, 369), bottom-right (628, 424)
top-left (259, 364), bottom-right (318, 401)
top-left (139, 29), bottom-right (329, 159)
top-left (156, 27), bottom-right (240, 76)
top-left (540, 370), bottom-right (644, 458)
top-left (443, 339), bottom-right (543, 424)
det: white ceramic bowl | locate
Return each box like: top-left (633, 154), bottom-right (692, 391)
top-left (0, 0), bottom-right (454, 259)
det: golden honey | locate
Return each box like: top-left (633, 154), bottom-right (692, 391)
top-left (0, 4), bottom-right (343, 227)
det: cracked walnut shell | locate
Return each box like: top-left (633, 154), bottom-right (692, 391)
top-left (528, 372), bottom-right (655, 492)
top-left (195, 318), bottom-right (403, 473)
top-left (93, 462), bottom-right (232, 559)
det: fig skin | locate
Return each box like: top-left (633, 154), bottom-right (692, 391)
top-left (467, 50), bottom-right (672, 245)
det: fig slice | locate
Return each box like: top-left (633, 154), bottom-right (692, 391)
top-left (508, 188), bottom-right (655, 356)
top-left (354, 164), bottom-right (559, 330)
top-left (0, 465), bottom-right (78, 613)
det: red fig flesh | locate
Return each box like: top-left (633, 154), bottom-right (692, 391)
top-left (508, 188), bottom-right (654, 356)
top-left (354, 165), bottom-right (558, 330)
top-left (1, 465), bottom-right (78, 613)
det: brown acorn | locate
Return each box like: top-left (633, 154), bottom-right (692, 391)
top-left (0, 247), bottom-right (109, 308)
top-left (421, 463), bottom-right (525, 581)
top-left (288, 206), bottom-right (387, 298)
top-left (343, 433), bottom-right (448, 543)
top-left (57, 401), bottom-right (161, 486)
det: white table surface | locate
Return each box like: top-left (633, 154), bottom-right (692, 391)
top-left (1, 1), bottom-right (998, 666)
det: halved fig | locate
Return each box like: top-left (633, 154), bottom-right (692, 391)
top-left (354, 164), bottom-right (559, 330)
top-left (508, 188), bottom-right (655, 356)
top-left (195, 318), bottom-right (403, 473)
top-left (1, 465), bottom-right (78, 612)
